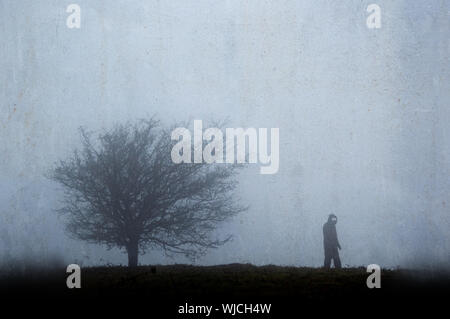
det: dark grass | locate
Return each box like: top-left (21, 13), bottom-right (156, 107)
top-left (1, 264), bottom-right (449, 315)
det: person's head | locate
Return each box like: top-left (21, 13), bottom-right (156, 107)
top-left (328, 214), bottom-right (337, 225)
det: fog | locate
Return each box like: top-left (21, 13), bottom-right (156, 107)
top-left (0, 0), bottom-right (449, 269)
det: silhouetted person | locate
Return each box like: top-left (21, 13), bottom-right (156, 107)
top-left (323, 214), bottom-right (341, 269)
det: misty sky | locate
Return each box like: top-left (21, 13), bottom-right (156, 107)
top-left (1, 0), bottom-right (449, 268)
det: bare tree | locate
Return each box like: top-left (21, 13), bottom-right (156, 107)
top-left (50, 119), bottom-right (246, 267)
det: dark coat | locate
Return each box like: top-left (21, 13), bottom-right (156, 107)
top-left (323, 221), bottom-right (340, 251)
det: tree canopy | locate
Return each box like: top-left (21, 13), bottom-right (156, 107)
top-left (50, 119), bottom-right (247, 266)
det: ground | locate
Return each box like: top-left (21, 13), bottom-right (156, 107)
top-left (1, 264), bottom-right (448, 316)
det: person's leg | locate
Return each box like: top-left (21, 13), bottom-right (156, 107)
top-left (333, 250), bottom-right (342, 269)
top-left (324, 250), bottom-right (331, 269)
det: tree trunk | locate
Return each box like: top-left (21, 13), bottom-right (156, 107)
top-left (127, 241), bottom-right (139, 267)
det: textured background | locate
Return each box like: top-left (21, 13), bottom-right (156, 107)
top-left (0, 0), bottom-right (449, 268)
